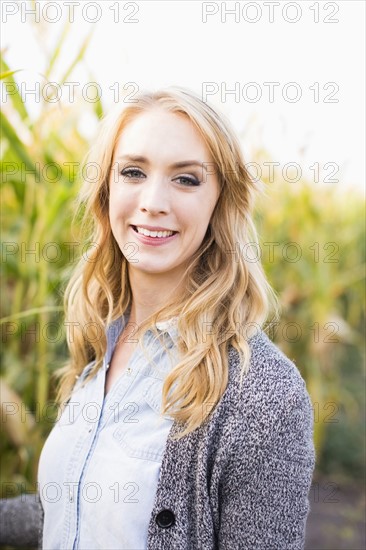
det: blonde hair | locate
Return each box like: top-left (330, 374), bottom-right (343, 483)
top-left (54, 86), bottom-right (280, 439)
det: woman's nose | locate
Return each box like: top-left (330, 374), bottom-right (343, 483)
top-left (139, 179), bottom-right (170, 214)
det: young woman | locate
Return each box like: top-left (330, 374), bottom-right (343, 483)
top-left (1, 86), bottom-right (315, 549)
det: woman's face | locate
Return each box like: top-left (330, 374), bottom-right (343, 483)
top-left (109, 109), bottom-right (220, 283)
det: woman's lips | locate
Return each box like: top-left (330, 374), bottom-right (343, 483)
top-left (130, 225), bottom-right (179, 246)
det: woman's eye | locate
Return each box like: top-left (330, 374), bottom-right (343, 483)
top-left (119, 168), bottom-right (200, 187)
top-left (120, 168), bottom-right (144, 179)
top-left (176, 176), bottom-right (200, 187)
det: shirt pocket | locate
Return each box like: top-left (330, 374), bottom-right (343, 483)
top-left (112, 377), bottom-right (174, 462)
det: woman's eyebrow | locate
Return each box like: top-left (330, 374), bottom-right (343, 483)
top-left (114, 154), bottom-right (208, 171)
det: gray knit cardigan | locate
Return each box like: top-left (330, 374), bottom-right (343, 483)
top-left (0, 330), bottom-right (316, 549)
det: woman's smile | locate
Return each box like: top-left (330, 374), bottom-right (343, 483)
top-left (130, 224), bottom-right (180, 246)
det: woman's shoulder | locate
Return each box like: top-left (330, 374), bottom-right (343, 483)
top-left (231, 328), bottom-right (307, 387)
top-left (227, 329), bottom-right (313, 423)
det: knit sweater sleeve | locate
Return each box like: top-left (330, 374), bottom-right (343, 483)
top-left (217, 371), bottom-right (316, 550)
top-left (0, 493), bottom-right (43, 548)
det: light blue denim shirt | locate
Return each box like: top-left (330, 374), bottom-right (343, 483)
top-left (37, 311), bottom-right (179, 550)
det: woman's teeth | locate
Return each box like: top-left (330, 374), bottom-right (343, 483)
top-left (134, 226), bottom-right (175, 238)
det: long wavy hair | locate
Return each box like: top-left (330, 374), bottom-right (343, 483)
top-left (54, 86), bottom-right (280, 440)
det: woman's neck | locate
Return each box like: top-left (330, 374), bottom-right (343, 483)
top-left (127, 270), bottom-right (186, 326)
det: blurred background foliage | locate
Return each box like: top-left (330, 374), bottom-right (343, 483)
top-left (0, 20), bottom-right (365, 503)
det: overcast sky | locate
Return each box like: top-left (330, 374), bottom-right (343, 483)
top-left (1, 0), bottom-right (365, 193)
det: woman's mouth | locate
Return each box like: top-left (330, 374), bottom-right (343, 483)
top-left (131, 225), bottom-right (179, 245)
top-left (132, 225), bottom-right (177, 238)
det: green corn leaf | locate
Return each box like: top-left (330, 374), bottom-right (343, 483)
top-left (87, 70), bottom-right (104, 119)
top-left (0, 111), bottom-right (40, 178)
top-left (45, 20), bottom-right (71, 79)
top-left (60, 30), bottom-right (94, 84)
top-left (0, 69), bottom-right (22, 80)
top-left (0, 57), bottom-right (28, 121)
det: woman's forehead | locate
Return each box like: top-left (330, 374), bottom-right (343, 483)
top-left (113, 109), bottom-right (213, 162)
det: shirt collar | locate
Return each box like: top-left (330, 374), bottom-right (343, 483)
top-left (155, 316), bottom-right (179, 346)
top-left (105, 312), bottom-right (179, 359)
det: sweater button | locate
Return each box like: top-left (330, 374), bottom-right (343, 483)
top-left (156, 509), bottom-right (175, 528)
